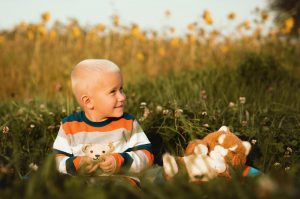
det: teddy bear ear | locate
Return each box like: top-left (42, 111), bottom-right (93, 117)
top-left (82, 144), bottom-right (91, 152)
top-left (218, 134), bottom-right (226, 144)
top-left (218, 126), bottom-right (229, 133)
top-left (242, 141), bottom-right (251, 155)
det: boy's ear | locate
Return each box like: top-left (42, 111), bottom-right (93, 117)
top-left (81, 95), bottom-right (94, 109)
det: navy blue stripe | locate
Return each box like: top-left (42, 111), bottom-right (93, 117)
top-left (62, 111), bottom-right (83, 123)
top-left (62, 111), bottom-right (134, 125)
top-left (66, 157), bottom-right (77, 175)
top-left (123, 144), bottom-right (152, 153)
top-left (53, 149), bottom-right (74, 157)
top-left (120, 153), bottom-right (134, 169)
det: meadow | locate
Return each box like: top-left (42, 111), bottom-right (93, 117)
top-left (0, 11), bottom-right (300, 198)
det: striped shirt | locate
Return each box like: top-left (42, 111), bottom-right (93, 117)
top-left (53, 111), bottom-right (154, 175)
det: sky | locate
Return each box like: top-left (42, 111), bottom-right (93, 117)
top-left (0, 0), bottom-right (270, 33)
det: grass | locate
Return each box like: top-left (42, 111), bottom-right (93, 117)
top-left (0, 53), bottom-right (299, 198)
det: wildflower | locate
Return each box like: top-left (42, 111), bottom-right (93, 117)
top-left (0, 35), bottom-right (4, 44)
top-left (159, 47), bottom-right (166, 57)
top-left (30, 124), bottom-right (35, 129)
top-left (203, 124), bottom-right (209, 128)
top-left (62, 108), bottom-right (66, 113)
top-left (286, 147), bottom-right (292, 153)
top-left (169, 27), bottom-right (176, 33)
top-left (2, 126), bottom-right (9, 134)
top-left (175, 109), bottom-right (183, 118)
top-left (239, 97), bottom-right (246, 104)
top-left (227, 12), bottom-right (236, 20)
top-left (156, 105), bottom-right (163, 113)
top-left (273, 162), bottom-right (280, 167)
top-left (71, 26), bottom-right (81, 38)
top-left (41, 12), bottom-right (51, 23)
top-left (261, 11), bottom-right (269, 22)
top-left (201, 111), bottom-right (207, 116)
top-left (29, 163), bottom-right (39, 171)
top-left (241, 121), bottom-right (248, 126)
top-left (228, 102), bottom-right (235, 108)
top-left (140, 102), bottom-right (147, 108)
top-left (243, 20), bottom-right (251, 29)
top-left (200, 90), bottom-right (207, 100)
top-left (49, 112), bottom-right (54, 116)
top-left (111, 15), bottom-right (120, 26)
top-left (285, 167), bottom-right (290, 171)
top-left (76, 106), bottom-right (81, 111)
top-left (48, 30), bottom-right (57, 41)
top-left (136, 52), bottom-right (145, 61)
top-left (162, 109), bottom-right (170, 116)
top-left (96, 23), bottom-right (105, 32)
top-left (203, 10), bottom-right (213, 25)
top-left (281, 17), bottom-right (294, 34)
top-left (170, 38), bottom-right (179, 47)
top-left (187, 23), bottom-right (195, 32)
top-left (251, 139), bottom-right (257, 145)
top-left (165, 10), bottom-right (171, 17)
top-left (143, 107), bottom-right (150, 118)
top-left (40, 104), bottom-right (46, 109)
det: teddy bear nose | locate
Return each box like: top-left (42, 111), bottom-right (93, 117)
top-left (95, 154), bottom-right (100, 158)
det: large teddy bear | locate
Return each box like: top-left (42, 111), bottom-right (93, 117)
top-left (163, 126), bottom-right (251, 182)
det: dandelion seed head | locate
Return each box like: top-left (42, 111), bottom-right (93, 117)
top-left (2, 126), bottom-right (9, 134)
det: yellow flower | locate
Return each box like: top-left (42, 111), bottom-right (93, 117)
top-left (41, 12), bottom-right (51, 23)
top-left (37, 25), bottom-right (47, 36)
top-left (203, 10), bottom-right (213, 25)
top-left (0, 35), bottom-right (5, 44)
top-left (136, 52), bottom-right (144, 61)
top-left (131, 25), bottom-right (141, 37)
top-left (48, 30), bottom-right (57, 41)
top-left (220, 45), bottom-right (229, 54)
top-left (72, 26), bottom-right (81, 38)
top-left (187, 35), bottom-right (196, 44)
top-left (96, 23), bottom-right (105, 32)
top-left (159, 47), bottom-right (166, 57)
top-left (111, 15), bottom-right (120, 26)
top-left (281, 17), bottom-right (294, 34)
top-left (27, 30), bottom-right (34, 40)
top-left (227, 12), bottom-right (236, 20)
top-left (170, 38), bottom-right (179, 47)
top-left (18, 21), bottom-right (28, 30)
top-left (243, 20), bottom-right (251, 29)
top-left (261, 11), bottom-right (269, 22)
top-left (165, 10), bottom-right (171, 17)
top-left (169, 27), bottom-right (176, 33)
top-left (187, 23), bottom-right (195, 31)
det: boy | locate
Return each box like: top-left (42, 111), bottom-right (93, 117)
top-left (53, 59), bottom-right (154, 177)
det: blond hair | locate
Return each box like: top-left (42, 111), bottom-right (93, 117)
top-left (71, 59), bottom-right (120, 104)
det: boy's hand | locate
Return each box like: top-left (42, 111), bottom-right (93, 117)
top-left (80, 156), bottom-right (99, 174)
top-left (99, 155), bottom-right (117, 174)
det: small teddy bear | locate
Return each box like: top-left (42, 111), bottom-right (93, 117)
top-left (82, 142), bottom-right (115, 162)
top-left (163, 126), bottom-right (251, 182)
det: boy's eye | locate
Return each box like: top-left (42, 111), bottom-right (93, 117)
top-left (102, 151), bottom-right (106, 154)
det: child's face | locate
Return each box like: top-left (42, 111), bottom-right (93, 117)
top-left (89, 71), bottom-right (126, 119)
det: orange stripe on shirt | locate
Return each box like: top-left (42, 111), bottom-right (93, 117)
top-left (140, 149), bottom-right (154, 166)
top-left (112, 153), bottom-right (125, 171)
top-left (73, 156), bottom-right (82, 170)
top-left (242, 165), bottom-right (250, 177)
top-left (62, 118), bottom-right (133, 134)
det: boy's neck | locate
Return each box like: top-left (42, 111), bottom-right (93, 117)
top-left (84, 111), bottom-right (108, 122)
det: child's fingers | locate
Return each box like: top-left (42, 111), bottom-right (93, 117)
top-left (87, 163), bottom-right (99, 173)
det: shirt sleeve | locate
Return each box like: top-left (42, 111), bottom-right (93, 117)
top-left (52, 125), bottom-right (82, 175)
top-left (116, 120), bottom-right (154, 173)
